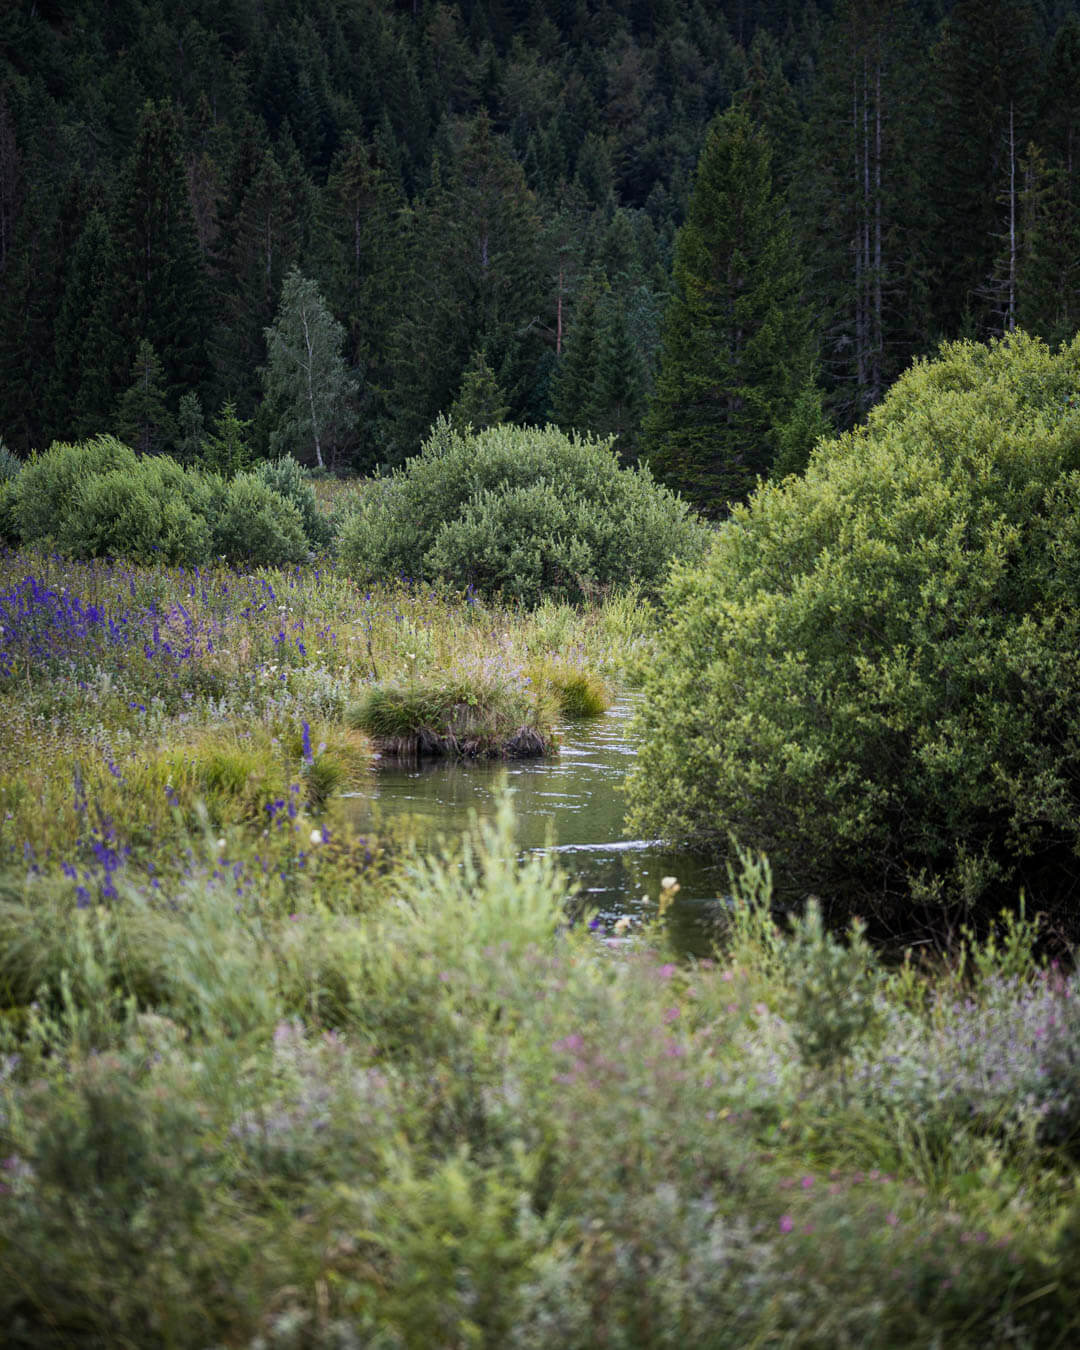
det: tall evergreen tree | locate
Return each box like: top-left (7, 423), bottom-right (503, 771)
top-left (794, 0), bottom-right (933, 424)
top-left (448, 349), bottom-right (510, 431)
top-left (48, 210), bottom-right (126, 440)
top-left (117, 339), bottom-right (177, 455)
top-left (312, 136), bottom-right (406, 467)
top-left (0, 86), bottom-right (20, 276)
top-left (551, 265), bottom-right (607, 430)
top-left (927, 0), bottom-right (1040, 337)
top-left (643, 103), bottom-right (818, 511)
top-left (217, 142), bottom-right (309, 414)
top-left (590, 292), bottom-right (648, 456)
top-left (387, 112), bottom-right (545, 459)
top-left (114, 101), bottom-right (212, 400)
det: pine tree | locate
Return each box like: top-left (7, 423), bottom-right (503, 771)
top-left (262, 268), bottom-right (357, 471)
top-left (551, 266), bottom-right (607, 430)
top-left (387, 112), bottom-right (545, 459)
top-left (0, 170), bottom-right (91, 452)
top-left (114, 101), bottom-right (211, 399)
top-left (48, 209), bottom-right (126, 440)
top-left (201, 400), bottom-right (252, 477)
top-left (927, 0), bottom-right (1040, 337)
top-left (176, 391), bottom-right (206, 464)
top-left (448, 349), bottom-right (510, 431)
top-left (312, 136), bottom-right (406, 467)
top-left (643, 103), bottom-right (818, 511)
top-left (794, 0), bottom-right (934, 424)
top-left (117, 339), bottom-right (177, 455)
top-left (590, 291), bottom-right (647, 456)
top-left (0, 86), bottom-right (20, 275)
top-left (1017, 144), bottom-right (1080, 346)
top-left (217, 144), bottom-right (307, 414)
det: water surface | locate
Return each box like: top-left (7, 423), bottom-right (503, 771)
top-left (341, 695), bottom-right (727, 956)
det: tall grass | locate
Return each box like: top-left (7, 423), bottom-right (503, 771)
top-left (2, 802), bottom-right (1080, 1346)
top-left (3, 542), bottom-right (1080, 1346)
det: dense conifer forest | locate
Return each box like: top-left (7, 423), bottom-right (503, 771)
top-left (2, 0), bottom-right (1080, 503)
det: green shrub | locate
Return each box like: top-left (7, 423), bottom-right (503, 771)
top-left (346, 664), bottom-right (552, 758)
top-left (338, 419), bottom-right (707, 604)
top-left (212, 474), bottom-right (309, 566)
top-left (627, 332), bottom-right (1080, 919)
top-left (527, 657), bottom-right (610, 718)
top-left (0, 436), bottom-right (21, 483)
top-left (0, 480), bottom-right (16, 544)
top-left (59, 456), bottom-right (215, 564)
top-left (12, 435), bottom-right (137, 545)
top-left (248, 455), bottom-right (332, 549)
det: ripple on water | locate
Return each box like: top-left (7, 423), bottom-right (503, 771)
top-left (341, 694), bottom-right (727, 955)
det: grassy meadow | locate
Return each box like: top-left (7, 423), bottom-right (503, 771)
top-left (1, 536), bottom-right (1080, 1347)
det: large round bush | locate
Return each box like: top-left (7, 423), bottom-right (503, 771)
top-left (12, 435), bottom-right (137, 545)
top-left (212, 474), bottom-right (309, 566)
top-left (626, 333), bottom-right (1080, 918)
top-left (248, 455), bottom-right (331, 550)
top-left (338, 420), bottom-right (707, 604)
top-left (60, 456), bottom-right (215, 564)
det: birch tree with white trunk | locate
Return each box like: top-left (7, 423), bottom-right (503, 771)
top-left (262, 267), bottom-right (357, 470)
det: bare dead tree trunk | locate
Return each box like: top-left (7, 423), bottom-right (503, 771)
top-left (300, 302), bottom-right (324, 469)
top-left (1007, 102), bottom-right (1017, 332)
top-left (873, 56), bottom-right (884, 403)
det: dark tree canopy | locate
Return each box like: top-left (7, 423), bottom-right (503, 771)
top-left (0, 0), bottom-right (1079, 495)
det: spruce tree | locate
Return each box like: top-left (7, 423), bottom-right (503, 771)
top-left (201, 400), bottom-right (252, 477)
top-left (793, 0), bottom-right (934, 425)
top-left (116, 339), bottom-right (177, 455)
top-left (313, 136), bottom-right (406, 468)
top-left (114, 101), bottom-right (211, 400)
top-left (590, 293), bottom-right (648, 457)
top-left (551, 266), bottom-right (607, 430)
top-left (48, 209), bottom-right (126, 440)
top-left (448, 350), bottom-right (509, 431)
top-left (176, 391), bottom-right (206, 465)
top-left (927, 0), bottom-right (1040, 337)
top-left (643, 103), bottom-right (818, 511)
top-left (218, 146), bottom-right (305, 415)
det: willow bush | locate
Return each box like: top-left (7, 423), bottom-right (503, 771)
top-left (338, 419), bottom-right (707, 605)
top-left (627, 332), bottom-right (1080, 919)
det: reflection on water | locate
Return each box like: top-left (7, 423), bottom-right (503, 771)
top-left (340, 695), bottom-right (728, 956)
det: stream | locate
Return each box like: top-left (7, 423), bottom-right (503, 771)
top-left (341, 694), bottom-right (728, 956)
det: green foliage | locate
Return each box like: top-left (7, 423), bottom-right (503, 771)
top-left (5, 790), bottom-right (1080, 1347)
top-left (346, 664), bottom-right (551, 758)
top-left (114, 101), bottom-right (211, 398)
top-left (262, 267), bottom-right (358, 471)
top-left (628, 332), bottom-right (1080, 918)
top-left (213, 473), bottom-right (310, 566)
top-left (783, 900), bottom-right (880, 1092)
top-left (59, 456), bottom-right (214, 565)
top-left (338, 420), bottom-right (707, 605)
top-left (175, 391), bottom-right (207, 465)
top-left (8, 436), bottom-right (318, 567)
top-left (12, 435), bottom-right (138, 545)
top-left (200, 399), bottom-right (252, 477)
top-left (0, 480), bottom-right (16, 544)
top-left (249, 454), bottom-right (332, 549)
top-left (644, 103), bottom-right (820, 511)
top-left (527, 657), bottom-right (610, 718)
top-left (0, 437), bottom-right (20, 483)
top-left (115, 338), bottom-right (177, 456)
top-left (448, 348), bottom-right (510, 432)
